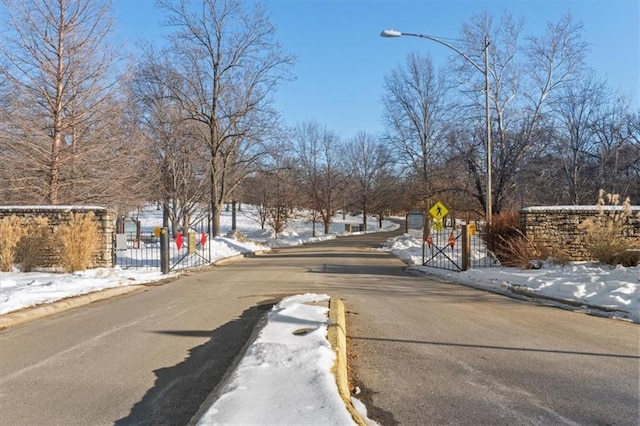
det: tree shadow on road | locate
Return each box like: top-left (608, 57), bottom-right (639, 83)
top-left (114, 301), bottom-right (274, 426)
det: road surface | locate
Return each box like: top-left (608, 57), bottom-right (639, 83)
top-left (0, 230), bottom-right (638, 425)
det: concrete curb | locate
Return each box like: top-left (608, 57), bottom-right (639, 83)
top-left (0, 285), bottom-right (146, 330)
top-left (0, 250), bottom-right (262, 331)
top-left (211, 250), bottom-right (268, 266)
top-left (212, 254), bottom-right (246, 266)
top-left (328, 297), bottom-right (366, 426)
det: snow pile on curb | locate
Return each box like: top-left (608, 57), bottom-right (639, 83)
top-left (195, 293), bottom-right (358, 426)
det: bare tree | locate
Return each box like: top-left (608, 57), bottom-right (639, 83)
top-left (0, 0), bottom-right (146, 206)
top-left (243, 173), bottom-right (270, 230)
top-left (244, 165), bottom-right (298, 237)
top-left (529, 87), bottom-right (639, 206)
top-left (455, 11), bottom-right (588, 213)
top-left (623, 110), bottom-right (640, 201)
top-left (382, 52), bottom-right (451, 201)
top-left (155, 0), bottom-right (294, 236)
top-left (131, 54), bottom-right (210, 234)
top-left (548, 75), bottom-right (609, 204)
top-left (344, 132), bottom-right (395, 230)
top-left (591, 98), bottom-right (639, 198)
top-left (293, 121), bottom-right (345, 235)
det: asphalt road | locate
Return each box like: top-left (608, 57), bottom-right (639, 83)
top-left (0, 229), bottom-right (638, 425)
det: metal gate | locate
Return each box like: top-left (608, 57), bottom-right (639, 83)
top-left (422, 224), bottom-right (500, 272)
top-left (168, 216), bottom-right (212, 272)
top-left (114, 215), bottom-right (212, 272)
top-left (113, 217), bottom-right (160, 269)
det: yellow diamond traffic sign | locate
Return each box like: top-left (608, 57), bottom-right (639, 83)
top-left (429, 201), bottom-right (449, 220)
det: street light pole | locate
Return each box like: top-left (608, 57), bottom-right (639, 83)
top-left (381, 29), bottom-right (492, 225)
top-left (483, 35), bottom-right (492, 224)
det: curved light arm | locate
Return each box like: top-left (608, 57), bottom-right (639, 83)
top-left (380, 28), bottom-right (493, 225)
top-left (380, 29), bottom-right (484, 74)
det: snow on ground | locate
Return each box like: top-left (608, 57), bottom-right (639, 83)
top-left (0, 206), bottom-right (397, 316)
top-left (1, 205), bottom-right (638, 425)
top-left (194, 293), bottom-right (361, 426)
top-left (383, 233), bottom-right (640, 323)
top-left (0, 204), bottom-right (637, 324)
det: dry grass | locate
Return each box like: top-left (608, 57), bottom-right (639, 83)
top-left (579, 190), bottom-right (640, 266)
top-left (55, 212), bottom-right (100, 272)
top-left (494, 230), bottom-right (549, 268)
top-left (0, 215), bottom-right (26, 272)
top-left (548, 248), bottom-right (572, 267)
top-left (484, 210), bottom-right (522, 258)
top-left (16, 217), bottom-right (51, 272)
top-left (485, 210), bottom-right (572, 268)
top-left (615, 249), bottom-right (640, 267)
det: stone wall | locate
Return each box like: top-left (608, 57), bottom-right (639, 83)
top-left (0, 206), bottom-right (115, 268)
top-left (520, 206), bottom-right (640, 261)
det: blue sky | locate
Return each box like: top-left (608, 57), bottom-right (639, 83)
top-left (114, 0), bottom-right (639, 141)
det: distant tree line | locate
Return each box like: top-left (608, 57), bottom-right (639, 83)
top-left (1, 0), bottom-right (638, 236)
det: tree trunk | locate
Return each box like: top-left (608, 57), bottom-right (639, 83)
top-left (49, 133), bottom-right (61, 204)
top-left (211, 201), bottom-right (222, 237)
top-left (363, 204), bottom-right (368, 232)
top-left (210, 140), bottom-right (222, 236)
top-left (231, 200), bottom-right (237, 231)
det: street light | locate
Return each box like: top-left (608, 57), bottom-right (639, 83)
top-left (381, 29), bottom-right (492, 225)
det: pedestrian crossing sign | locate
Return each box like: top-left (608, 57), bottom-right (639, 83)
top-left (429, 201), bottom-right (449, 220)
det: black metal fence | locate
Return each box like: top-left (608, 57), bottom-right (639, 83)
top-left (422, 224), bottom-right (500, 272)
top-left (114, 229), bottom-right (212, 272)
top-left (168, 230), bottom-right (212, 272)
top-left (114, 232), bottom-right (160, 269)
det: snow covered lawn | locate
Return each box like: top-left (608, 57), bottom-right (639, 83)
top-left (383, 233), bottom-right (640, 323)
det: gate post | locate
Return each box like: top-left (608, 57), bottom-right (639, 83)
top-left (160, 227), bottom-right (170, 274)
top-left (231, 200), bottom-right (237, 231)
top-left (421, 217), bottom-right (427, 265)
top-left (461, 224), bottom-right (471, 271)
